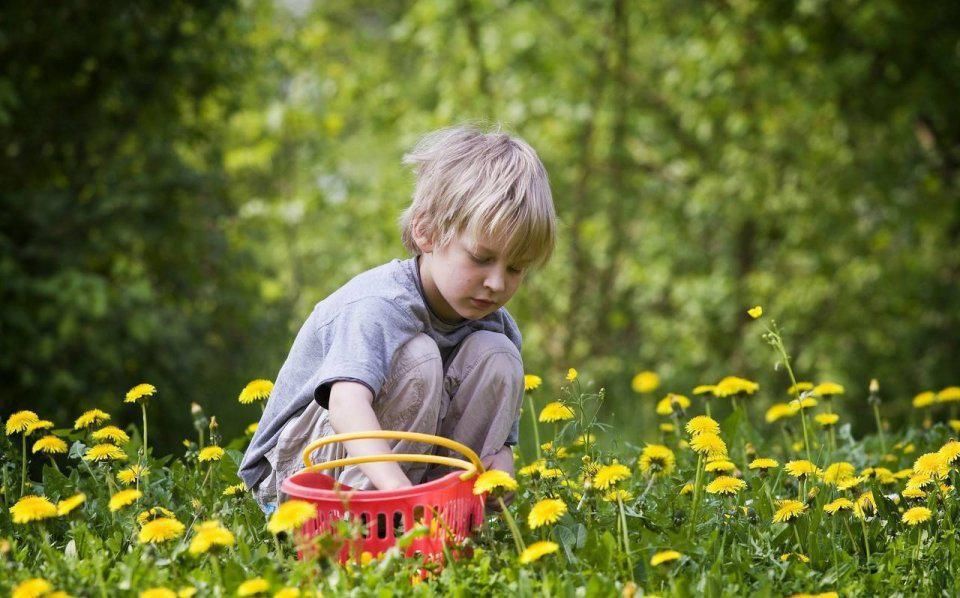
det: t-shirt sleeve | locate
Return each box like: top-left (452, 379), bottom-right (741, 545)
top-left (504, 417), bottom-right (520, 446)
top-left (312, 298), bottom-right (419, 409)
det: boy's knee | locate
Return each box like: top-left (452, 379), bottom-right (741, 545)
top-left (459, 331), bottom-right (523, 385)
top-left (395, 333), bottom-right (442, 373)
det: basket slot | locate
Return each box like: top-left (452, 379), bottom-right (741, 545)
top-left (393, 511), bottom-right (405, 538)
top-left (412, 504), bottom-right (425, 525)
top-left (376, 513), bottom-right (388, 539)
top-left (359, 512), bottom-right (371, 539)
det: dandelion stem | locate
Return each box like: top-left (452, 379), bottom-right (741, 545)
top-left (20, 434), bottom-right (27, 496)
top-left (496, 496), bottom-right (526, 554)
top-left (860, 518), bottom-right (871, 562)
top-left (617, 497), bottom-right (635, 582)
top-left (527, 393), bottom-right (541, 460)
top-left (792, 524), bottom-right (804, 554)
top-left (871, 403), bottom-right (886, 456)
top-left (141, 402), bottom-right (149, 461)
top-left (689, 453), bottom-right (705, 538)
top-left (914, 527), bottom-right (922, 560)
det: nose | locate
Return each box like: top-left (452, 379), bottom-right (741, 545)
top-left (484, 267), bottom-right (506, 294)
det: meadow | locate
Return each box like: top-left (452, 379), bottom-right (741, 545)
top-left (3, 309), bottom-right (960, 597)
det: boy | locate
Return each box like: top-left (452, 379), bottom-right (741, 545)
top-left (239, 125), bottom-right (556, 511)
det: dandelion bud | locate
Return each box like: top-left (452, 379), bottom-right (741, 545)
top-left (622, 581), bottom-right (637, 598)
top-left (191, 402), bottom-right (202, 416)
top-left (869, 379), bottom-right (880, 393)
top-left (209, 416), bottom-right (218, 430)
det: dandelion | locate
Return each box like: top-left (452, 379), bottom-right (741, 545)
top-left (118, 465), bottom-right (149, 485)
top-left (787, 382), bottom-right (814, 395)
top-left (938, 386), bottom-right (960, 402)
top-left (680, 483), bottom-right (694, 495)
top-left (523, 374), bottom-right (542, 391)
top-left (705, 459), bottom-right (735, 474)
top-left (689, 433), bottom-right (727, 459)
top-left (527, 498), bottom-right (567, 529)
top-left (713, 376), bottom-right (760, 398)
top-left (9, 495), bottom-right (57, 523)
top-left (593, 463), bottom-right (632, 490)
top-left (603, 489), bottom-right (635, 502)
top-left (912, 391), bottom-right (935, 409)
top-left (812, 382), bottom-right (845, 397)
top-left (747, 305), bottom-right (763, 319)
top-left (267, 500), bottom-right (317, 534)
top-left (91, 426), bottom-right (130, 444)
top-left (765, 403), bottom-right (795, 423)
top-left (223, 483), bottom-right (246, 496)
top-left (137, 507), bottom-right (176, 526)
top-left (784, 460), bottom-right (822, 479)
top-left (74, 409), bottom-right (110, 430)
top-left (56, 493), bottom-right (86, 516)
top-left (198, 446), bottom-right (225, 462)
top-left (519, 540), bottom-right (559, 564)
top-left (902, 506), bottom-right (932, 526)
top-left (24, 420), bottom-right (54, 435)
top-left (823, 498), bottom-right (854, 514)
top-left (789, 397), bottom-right (818, 411)
top-left (139, 517), bottom-right (186, 544)
top-left (650, 549), bottom-right (683, 566)
top-left (705, 476), bottom-right (746, 495)
top-left (189, 520), bottom-right (236, 555)
top-left (237, 578), bottom-right (270, 596)
top-left (565, 368), bottom-right (578, 382)
top-left (473, 470), bottom-right (519, 495)
top-left (125, 383), bottom-right (157, 403)
top-left (938, 440), bottom-right (960, 465)
top-left (823, 462), bottom-right (856, 485)
top-left (854, 491), bottom-right (876, 519)
top-left (5, 410), bottom-right (39, 435)
top-left (140, 590), bottom-right (177, 598)
top-left (518, 460), bottom-right (546, 477)
top-left (631, 371), bottom-right (660, 394)
top-left (749, 458), bottom-right (779, 471)
top-left (12, 579), bottom-right (53, 598)
top-left (692, 385), bottom-right (717, 396)
top-left (902, 488), bottom-right (926, 500)
top-left (638, 444), bottom-right (676, 477)
top-left (32, 435), bottom-right (67, 455)
top-left (655, 394), bottom-right (689, 416)
top-left (239, 379), bottom-right (274, 404)
top-left (273, 589), bottom-right (300, 598)
top-left (913, 452), bottom-right (949, 479)
top-left (773, 500), bottom-right (807, 523)
top-left (814, 413), bottom-right (839, 427)
top-left (538, 402), bottom-right (574, 423)
top-left (84, 443), bottom-right (127, 462)
top-left (245, 422), bottom-right (259, 435)
top-left (780, 552), bottom-right (811, 563)
top-left (108, 489), bottom-right (142, 512)
top-left (686, 415), bottom-right (720, 436)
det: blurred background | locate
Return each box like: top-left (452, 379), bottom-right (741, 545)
top-left (2, 0), bottom-right (959, 456)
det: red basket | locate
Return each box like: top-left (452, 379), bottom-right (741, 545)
top-left (280, 431), bottom-right (486, 563)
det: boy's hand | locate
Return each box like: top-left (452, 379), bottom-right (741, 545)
top-left (482, 445), bottom-right (516, 508)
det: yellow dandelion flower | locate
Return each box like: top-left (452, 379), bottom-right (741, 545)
top-left (565, 368), bottom-right (578, 382)
top-left (593, 463), bottom-right (631, 490)
top-left (814, 413), bottom-right (840, 427)
top-left (137, 507), bottom-right (176, 526)
top-left (198, 446), bottom-right (225, 462)
top-left (24, 420), bottom-right (54, 435)
top-left (913, 452), bottom-right (949, 479)
top-left (472, 470), bottom-right (518, 495)
top-left (686, 415), bottom-right (721, 436)
top-left (237, 578), bottom-right (270, 597)
top-left (638, 444), bottom-right (676, 477)
top-left (527, 498), bottom-right (567, 529)
top-left (5, 410), bottom-right (39, 435)
top-left (747, 305), bottom-right (762, 319)
top-left (784, 460), bottom-right (822, 479)
top-left (223, 483), bottom-right (246, 496)
top-left (267, 500), bottom-right (318, 534)
top-left (902, 487), bottom-right (926, 500)
top-left (9, 495), bottom-right (58, 523)
top-left (188, 520), bottom-right (235, 555)
top-left (74, 409), bottom-right (110, 430)
top-left (938, 440), bottom-right (960, 465)
top-left (12, 579), bottom-right (54, 598)
top-left (950, 420), bottom-right (960, 433)
top-left (773, 500), bottom-right (807, 523)
top-left (823, 498), bottom-right (854, 514)
top-left (650, 549), bottom-right (682, 566)
top-left (245, 422), bottom-right (259, 435)
top-left (938, 386), bottom-right (960, 402)
top-left (140, 590), bottom-right (177, 598)
top-left (655, 393), bottom-right (690, 416)
top-left (631, 371), bottom-right (660, 394)
top-left (749, 458), bottom-right (779, 471)
top-left (32, 435), bottom-right (68, 455)
top-left (705, 476), bottom-right (746, 495)
top-left (540, 467), bottom-right (564, 479)
top-left (523, 374), bottom-right (543, 391)
top-left (602, 489), bottom-right (635, 502)
top-left (692, 384), bottom-right (717, 396)
top-left (659, 422), bottom-right (676, 433)
top-left (518, 460), bottom-right (546, 477)
top-left (713, 376), bottom-right (760, 398)
top-left (765, 403), bottom-right (795, 423)
top-left (788, 397), bottom-right (817, 411)
top-left (125, 383), bottom-right (157, 403)
top-left (812, 382), bottom-right (845, 397)
top-left (519, 540), bottom-right (559, 565)
top-left (239, 379), bottom-right (273, 404)
top-left (705, 459), bottom-right (735, 474)
top-left (538, 402), bottom-right (574, 423)
top-left (787, 382), bottom-right (814, 395)
top-left (273, 589), bottom-right (300, 598)
top-left (573, 433), bottom-right (595, 446)
top-left (779, 552), bottom-right (811, 563)
top-left (91, 426), bottom-right (130, 444)
top-left (108, 489), bottom-right (142, 512)
top-left (117, 465), bottom-right (149, 485)
top-left (902, 506), bottom-right (932, 526)
top-left (906, 472), bottom-right (934, 490)
top-left (902, 443), bottom-right (915, 454)
top-left (912, 391), bottom-right (936, 409)
top-left (680, 482), bottom-right (694, 495)
top-left (822, 462), bottom-right (856, 485)
top-left (853, 491), bottom-right (876, 519)
top-left (139, 517), bottom-right (185, 544)
top-left (177, 588), bottom-right (197, 598)
top-left (689, 433), bottom-right (727, 458)
top-left (56, 493), bottom-right (86, 516)
top-left (84, 443), bottom-right (127, 462)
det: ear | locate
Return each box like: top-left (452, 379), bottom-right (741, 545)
top-left (412, 218), bottom-right (435, 253)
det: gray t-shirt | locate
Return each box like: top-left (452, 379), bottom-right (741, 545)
top-left (238, 256), bottom-right (523, 490)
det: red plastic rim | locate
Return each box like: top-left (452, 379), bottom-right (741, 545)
top-left (281, 468), bottom-right (472, 502)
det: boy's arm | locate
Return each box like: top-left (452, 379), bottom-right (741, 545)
top-left (327, 381), bottom-right (412, 491)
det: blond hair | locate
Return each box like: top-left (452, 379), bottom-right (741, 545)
top-left (399, 124), bottom-right (556, 270)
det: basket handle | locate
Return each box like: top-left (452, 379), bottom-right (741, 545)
top-left (299, 431), bottom-right (485, 481)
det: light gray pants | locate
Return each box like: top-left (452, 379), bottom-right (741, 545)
top-left (255, 331), bottom-right (523, 506)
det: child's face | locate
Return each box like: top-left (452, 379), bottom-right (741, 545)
top-left (417, 231), bottom-right (526, 322)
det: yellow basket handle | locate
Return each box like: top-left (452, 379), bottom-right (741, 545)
top-left (299, 431), bottom-right (485, 482)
